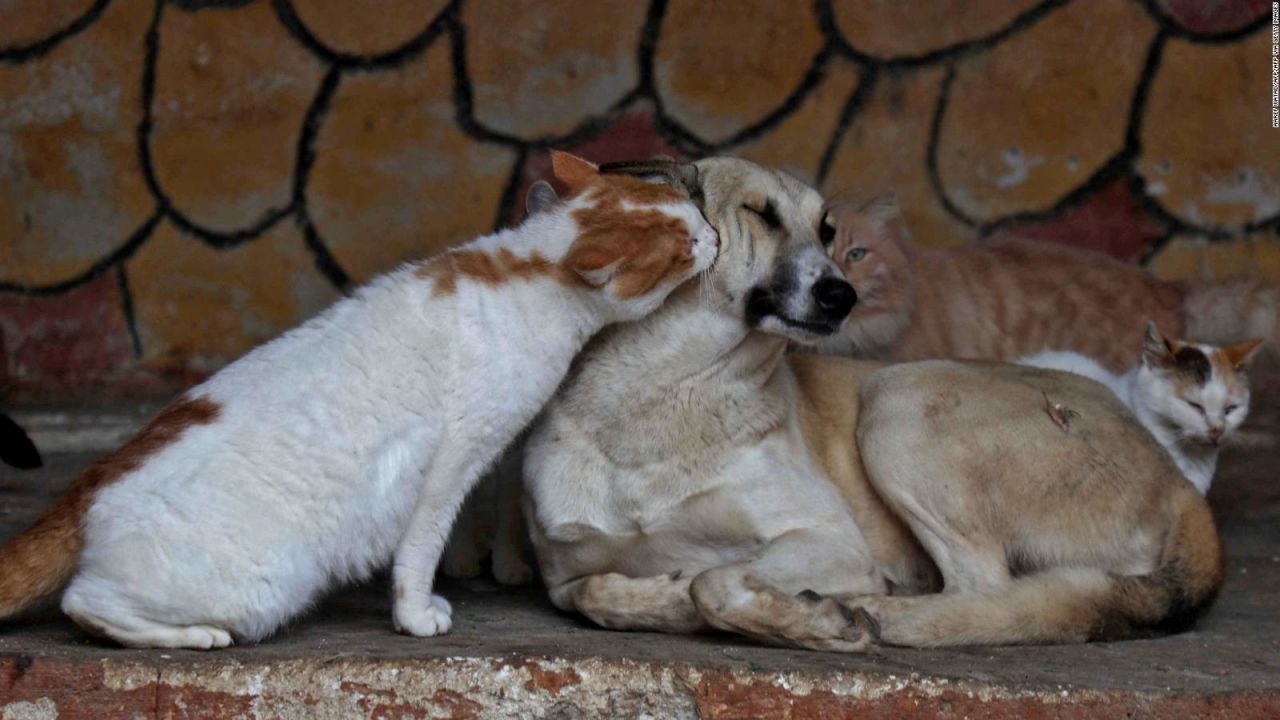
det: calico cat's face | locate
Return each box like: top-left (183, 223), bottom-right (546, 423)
top-left (1136, 322), bottom-right (1261, 447)
top-left (551, 152), bottom-right (719, 320)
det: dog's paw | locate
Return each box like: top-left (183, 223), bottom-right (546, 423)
top-left (440, 544), bottom-right (482, 579)
top-left (393, 594), bottom-right (453, 637)
top-left (492, 552), bottom-right (535, 586)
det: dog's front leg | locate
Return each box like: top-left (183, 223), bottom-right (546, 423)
top-left (552, 572), bottom-right (709, 634)
top-left (688, 528), bottom-right (885, 652)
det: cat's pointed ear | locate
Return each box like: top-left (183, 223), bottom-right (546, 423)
top-left (524, 180), bottom-right (559, 218)
top-left (858, 191), bottom-right (901, 225)
top-left (1224, 338), bottom-right (1264, 369)
top-left (551, 151), bottom-right (598, 193)
top-left (1143, 322), bottom-right (1174, 368)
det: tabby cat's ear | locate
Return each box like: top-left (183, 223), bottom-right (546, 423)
top-left (858, 191), bottom-right (901, 224)
top-left (1224, 338), bottom-right (1264, 369)
top-left (1143, 322), bottom-right (1175, 369)
top-left (524, 180), bottom-right (559, 218)
top-left (551, 151), bottom-right (599, 194)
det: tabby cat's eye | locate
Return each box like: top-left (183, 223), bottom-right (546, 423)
top-left (845, 248), bottom-right (868, 263)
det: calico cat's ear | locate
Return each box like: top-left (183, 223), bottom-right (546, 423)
top-left (524, 180), bottom-right (559, 217)
top-left (1223, 338), bottom-right (1264, 369)
top-left (1142, 321), bottom-right (1175, 369)
top-left (551, 151), bottom-right (599, 193)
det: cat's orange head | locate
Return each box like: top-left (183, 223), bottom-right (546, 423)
top-left (824, 193), bottom-right (914, 316)
top-left (551, 151), bottom-right (719, 318)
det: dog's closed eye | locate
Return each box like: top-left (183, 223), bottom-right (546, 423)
top-left (742, 201), bottom-right (782, 230)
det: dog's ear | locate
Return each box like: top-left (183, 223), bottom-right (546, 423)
top-left (597, 158), bottom-right (700, 206)
top-left (524, 180), bottom-right (559, 218)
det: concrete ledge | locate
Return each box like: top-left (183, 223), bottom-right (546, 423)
top-left (1, 381), bottom-right (1278, 719)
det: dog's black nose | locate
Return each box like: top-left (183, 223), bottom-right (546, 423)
top-left (812, 277), bottom-right (857, 320)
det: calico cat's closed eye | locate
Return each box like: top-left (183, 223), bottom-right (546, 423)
top-left (1185, 400), bottom-right (1204, 412)
top-left (845, 248), bottom-right (868, 263)
top-left (1225, 404), bottom-right (1239, 413)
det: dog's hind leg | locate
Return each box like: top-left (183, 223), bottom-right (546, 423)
top-left (553, 572), bottom-right (708, 634)
top-left (688, 528), bottom-right (885, 652)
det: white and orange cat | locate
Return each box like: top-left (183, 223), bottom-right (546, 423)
top-left (0, 151), bottom-right (717, 649)
top-left (1021, 323), bottom-right (1261, 495)
top-left (821, 193), bottom-right (1274, 372)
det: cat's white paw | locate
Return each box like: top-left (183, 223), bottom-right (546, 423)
top-left (394, 594), bottom-right (453, 637)
top-left (186, 625), bottom-right (234, 650)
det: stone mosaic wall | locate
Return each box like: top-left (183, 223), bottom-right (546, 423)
top-left (1, 0), bottom-right (1278, 397)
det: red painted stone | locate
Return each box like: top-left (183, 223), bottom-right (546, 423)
top-left (987, 175), bottom-right (1165, 262)
top-left (1155, 0), bottom-right (1269, 35)
top-left (0, 273), bottom-right (134, 386)
top-left (508, 105), bottom-right (682, 225)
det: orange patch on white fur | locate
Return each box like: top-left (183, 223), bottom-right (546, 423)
top-left (416, 249), bottom-right (579, 296)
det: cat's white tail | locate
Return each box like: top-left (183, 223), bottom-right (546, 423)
top-left (1183, 279), bottom-right (1280, 351)
top-left (0, 396), bottom-right (219, 619)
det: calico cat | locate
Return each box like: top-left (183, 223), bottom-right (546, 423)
top-left (821, 194), bottom-right (1273, 372)
top-left (0, 151), bottom-right (718, 649)
top-left (1021, 323), bottom-right (1261, 495)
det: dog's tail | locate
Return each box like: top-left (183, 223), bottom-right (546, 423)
top-left (863, 485), bottom-right (1222, 647)
top-left (1183, 278), bottom-right (1279, 351)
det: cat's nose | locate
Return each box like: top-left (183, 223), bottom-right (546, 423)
top-left (1207, 426), bottom-right (1224, 440)
top-left (812, 277), bottom-right (857, 321)
top-left (696, 224), bottom-right (720, 248)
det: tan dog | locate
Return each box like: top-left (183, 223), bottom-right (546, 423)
top-left (523, 157), bottom-right (1221, 650)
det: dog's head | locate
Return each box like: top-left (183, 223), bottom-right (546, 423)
top-left (600, 157), bottom-right (855, 343)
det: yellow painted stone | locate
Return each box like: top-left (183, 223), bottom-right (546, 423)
top-left (0, 0), bottom-right (97, 50)
top-left (1138, 31), bottom-right (1280, 232)
top-left (733, 59), bottom-right (862, 188)
top-left (290, 0), bottom-right (449, 57)
top-left (823, 66), bottom-right (976, 249)
top-left (307, 41), bottom-right (515, 283)
top-left (128, 220), bottom-right (339, 372)
top-left (0, 0), bottom-right (153, 286)
top-left (655, 0), bottom-right (825, 144)
top-left (1149, 231), bottom-right (1280, 283)
top-left (832, 0), bottom-right (1041, 59)
top-left (935, 0), bottom-right (1156, 221)
top-left (463, 0), bottom-right (645, 139)
top-left (151, 2), bottom-right (324, 233)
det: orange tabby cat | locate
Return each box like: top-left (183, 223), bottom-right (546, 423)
top-left (822, 194), bottom-right (1273, 372)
